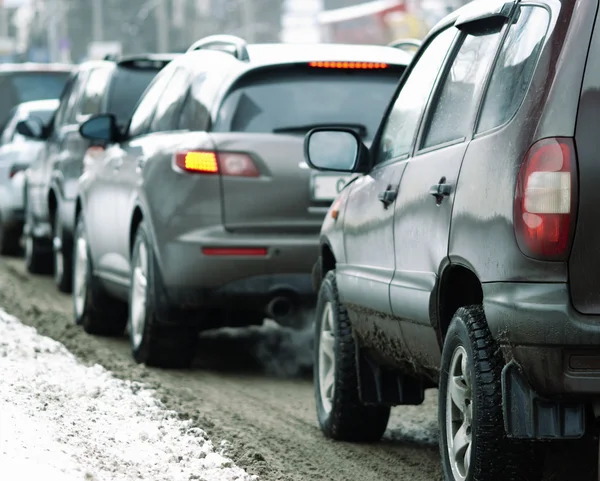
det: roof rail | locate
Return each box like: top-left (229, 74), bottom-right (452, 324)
top-left (388, 38), bottom-right (422, 53)
top-left (187, 35), bottom-right (250, 61)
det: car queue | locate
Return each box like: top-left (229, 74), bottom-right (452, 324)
top-left (1, 0), bottom-right (600, 479)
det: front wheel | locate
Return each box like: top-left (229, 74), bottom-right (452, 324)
top-left (439, 306), bottom-right (542, 481)
top-left (314, 270), bottom-right (390, 442)
top-left (72, 213), bottom-right (127, 336)
top-left (129, 221), bottom-right (197, 368)
top-left (52, 205), bottom-right (73, 293)
top-left (24, 200), bottom-right (51, 274)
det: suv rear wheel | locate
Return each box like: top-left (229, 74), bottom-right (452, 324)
top-left (439, 306), bottom-right (542, 481)
top-left (24, 200), bottom-right (51, 274)
top-left (129, 221), bottom-right (198, 368)
top-left (314, 270), bottom-right (390, 442)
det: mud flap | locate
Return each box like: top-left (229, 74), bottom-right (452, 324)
top-left (356, 349), bottom-right (424, 406)
top-left (502, 360), bottom-right (586, 439)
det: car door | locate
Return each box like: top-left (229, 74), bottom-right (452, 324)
top-left (88, 66), bottom-right (176, 280)
top-left (112, 66), bottom-right (191, 278)
top-left (338, 27), bottom-right (458, 323)
top-left (45, 70), bottom-right (89, 209)
top-left (28, 72), bottom-right (81, 225)
top-left (390, 23), bottom-right (506, 369)
top-left (60, 66), bottom-right (113, 205)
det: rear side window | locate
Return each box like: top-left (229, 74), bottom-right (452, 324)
top-left (106, 66), bottom-right (162, 126)
top-left (213, 65), bottom-right (407, 142)
top-left (0, 72), bottom-right (69, 125)
top-left (476, 6), bottom-right (550, 134)
top-left (79, 67), bottom-right (113, 117)
top-left (422, 28), bottom-right (503, 149)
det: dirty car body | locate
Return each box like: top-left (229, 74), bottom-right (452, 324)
top-left (307, 0), bottom-right (600, 479)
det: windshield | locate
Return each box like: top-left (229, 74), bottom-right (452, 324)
top-left (27, 108), bottom-right (57, 125)
top-left (214, 66), bottom-right (405, 141)
top-left (107, 66), bottom-right (163, 125)
top-left (0, 72), bottom-right (69, 125)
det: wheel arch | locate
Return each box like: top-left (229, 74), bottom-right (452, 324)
top-left (436, 262), bottom-right (484, 345)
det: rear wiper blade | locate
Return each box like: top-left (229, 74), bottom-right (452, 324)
top-left (273, 123), bottom-right (367, 137)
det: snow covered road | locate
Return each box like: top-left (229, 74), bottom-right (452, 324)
top-left (0, 310), bottom-right (256, 481)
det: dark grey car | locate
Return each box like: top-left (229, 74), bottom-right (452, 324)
top-left (20, 54), bottom-right (177, 291)
top-left (306, 0), bottom-right (600, 479)
top-left (73, 36), bottom-right (412, 368)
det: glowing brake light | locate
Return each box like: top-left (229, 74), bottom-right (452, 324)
top-left (308, 61), bottom-right (388, 69)
top-left (514, 137), bottom-right (577, 261)
top-left (173, 151), bottom-right (260, 177)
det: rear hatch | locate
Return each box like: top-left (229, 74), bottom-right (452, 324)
top-left (0, 69), bottom-right (70, 127)
top-left (211, 63), bottom-right (405, 233)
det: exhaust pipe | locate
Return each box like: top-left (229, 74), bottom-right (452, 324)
top-left (265, 296), bottom-right (293, 320)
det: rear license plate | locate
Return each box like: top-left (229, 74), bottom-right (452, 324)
top-left (312, 174), bottom-right (356, 201)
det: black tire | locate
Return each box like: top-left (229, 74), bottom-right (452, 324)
top-left (439, 306), bottom-right (543, 481)
top-left (52, 205), bottom-right (73, 293)
top-left (129, 221), bottom-right (197, 369)
top-left (0, 215), bottom-right (22, 256)
top-left (314, 270), bottom-right (390, 442)
top-left (24, 200), bottom-right (52, 274)
top-left (72, 213), bottom-right (127, 336)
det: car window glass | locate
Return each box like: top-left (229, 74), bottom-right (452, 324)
top-left (377, 27), bottom-right (457, 163)
top-left (53, 74), bottom-right (78, 127)
top-left (476, 6), bottom-right (550, 134)
top-left (106, 66), bottom-right (161, 127)
top-left (150, 67), bottom-right (190, 133)
top-left (79, 67), bottom-right (112, 117)
top-left (0, 108), bottom-right (16, 144)
top-left (179, 72), bottom-right (211, 131)
top-left (128, 68), bottom-right (175, 138)
top-left (62, 72), bottom-right (88, 126)
top-left (213, 67), bottom-right (405, 141)
top-left (422, 29), bottom-right (503, 149)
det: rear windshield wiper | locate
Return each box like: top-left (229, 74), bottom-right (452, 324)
top-left (273, 123), bottom-right (367, 138)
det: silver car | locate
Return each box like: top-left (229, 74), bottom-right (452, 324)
top-left (73, 35), bottom-right (412, 368)
top-left (0, 100), bottom-right (59, 255)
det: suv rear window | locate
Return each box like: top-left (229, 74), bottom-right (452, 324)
top-left (106, 66), bottom-right (163, 125)
top-left (0, 72), bottom-right (69, 124)
top-left (214, 66), bottom-right (406, 141)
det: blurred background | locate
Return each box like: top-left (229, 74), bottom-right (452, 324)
top-left (0, 0), bottom-right (471, 63)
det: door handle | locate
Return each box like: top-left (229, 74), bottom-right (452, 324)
top-left (429, 176), bottom-right (452, 205)
top-left (378, 184), bottom-right (397, 209)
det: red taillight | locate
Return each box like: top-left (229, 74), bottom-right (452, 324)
top-left (514, 137), bottom-right (577, 260)
top-left (9, 165), bottom-right (25, 178)
top-left (173, 151), bottom-right (259, 177)
top-left (202, 247), bottom-right (268, 256)
top-left (308, 61), bottom-right (388, 69)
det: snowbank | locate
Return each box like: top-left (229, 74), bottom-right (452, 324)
top-left (0, 310), bottom-right (258, 481)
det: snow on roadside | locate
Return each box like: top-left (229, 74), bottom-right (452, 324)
top-left (0, 310), bottom-right (258, 481)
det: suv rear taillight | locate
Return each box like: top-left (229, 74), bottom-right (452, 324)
top-left (173, 151), bottom-right (259, 177)
top-left (514, 137), bottom-right (578, 261)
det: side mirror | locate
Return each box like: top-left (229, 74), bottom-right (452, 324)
top-left (79, 113), bottom-right (118, 143)
top-left (16, 117), bottom-right (45, 139)
top-left (304, 128), bottom-right (369, 173)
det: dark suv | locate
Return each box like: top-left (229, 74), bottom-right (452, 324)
top-left (20, 54), bottom-right (177, 292)
top-left (306, 0), bottom-right (600, 479)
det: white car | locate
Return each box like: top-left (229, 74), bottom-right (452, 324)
top-left (0, 99), bottom-right (58, 255)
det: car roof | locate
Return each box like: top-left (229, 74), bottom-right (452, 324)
top-left (0, 62), bottom-right (72, 73)
top-left (244, 43), bottom-right (412, 67)
top-left (16, 99), bottom-right (60, 113)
